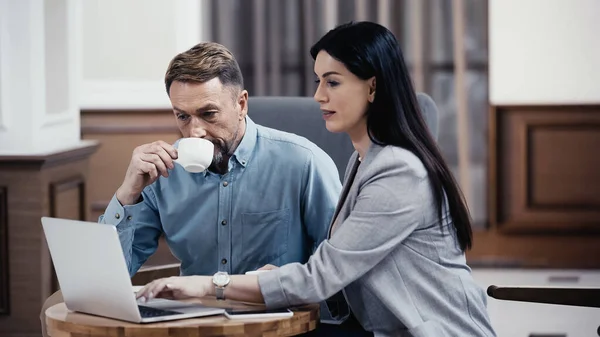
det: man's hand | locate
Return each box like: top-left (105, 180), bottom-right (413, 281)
top-left (136, 276), bottom-right (212, 302)
top-left (116, 141), bottom-right (178, 205)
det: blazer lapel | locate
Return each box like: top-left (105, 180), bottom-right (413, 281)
top-left (327, 144), bottom-right (386, 238)
top-left (328, 153), bottom-right (360, 238)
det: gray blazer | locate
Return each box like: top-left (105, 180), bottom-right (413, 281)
top-left (259, 143), bottom-right (496, 337)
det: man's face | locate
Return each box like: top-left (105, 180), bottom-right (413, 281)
top-left (169, 78), bottom-right (248, 174)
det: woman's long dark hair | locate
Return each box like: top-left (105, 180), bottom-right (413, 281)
top-left (311, 21), bottom-right (473, 251)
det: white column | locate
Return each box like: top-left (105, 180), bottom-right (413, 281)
top-left (0, 0), bottom-right (82, 154)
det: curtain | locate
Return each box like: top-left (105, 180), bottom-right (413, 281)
top-left (207, 0), bottom-right (489, 228)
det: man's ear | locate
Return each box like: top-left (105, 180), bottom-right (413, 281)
top-left (237, 89), bottom-right (249, 120)
top-left (368, 77), bottom-right (376, 103)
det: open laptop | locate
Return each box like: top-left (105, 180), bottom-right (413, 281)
top-left (41, 216), bottom-right (225, 323)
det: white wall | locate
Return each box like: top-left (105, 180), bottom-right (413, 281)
top-left (0, 5), bottom-right (6, 137)
top-left (0, 0), bottom-right (208, 153)
top-left (79, 0), bottom-right (208, 109)
top-left (0, 0), bottom-right (81, 154)
top-left (489, 0), bottom-right (600, 104)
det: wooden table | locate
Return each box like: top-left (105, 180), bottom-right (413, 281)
top-left (46, 299), bottom-right (319, 337)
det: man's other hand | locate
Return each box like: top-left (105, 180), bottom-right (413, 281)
top-left (136, 276), bottom-right (211, 302)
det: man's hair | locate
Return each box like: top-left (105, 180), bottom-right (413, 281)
top-left (164, 42), bottom-right (244, 95)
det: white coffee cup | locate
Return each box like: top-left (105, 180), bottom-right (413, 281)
top-left (174, 138), bottom-right (214, 173)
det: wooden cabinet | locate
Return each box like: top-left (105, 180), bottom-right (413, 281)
top-left (467, 105), bottom-right (600, 269)
top-left (490, 105), bottom-right (600, 234)
top-left (0, 142), bottom-right (99, 337)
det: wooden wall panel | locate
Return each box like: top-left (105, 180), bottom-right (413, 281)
top-left (470, 105), bottom-right (600, 269)
top-left (0, 170), bottom-right (45, 335)
top-left (492, 105), bottom-right (600, 234)
top-left (81, 111), bottom-right (181, 267)
top-left (80, 107), bottom-right (600, 271)
top-left (528, 125), bottom-right (600, 209)
top-left (0, 186), bottom-right (8, 315)
top-left (50, 177), bottom-right (85, 220)
top-left (81, 110), bottom-right (181, 221)
top-left (468, 231), bottom-right (600, 269)
top-left (0, 143), bottom-right (98, 337)
top-left (46, 177), bottom-right (87, 293)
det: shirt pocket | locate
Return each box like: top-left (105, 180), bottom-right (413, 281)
top-left (241, 208), bottom-right (290, 267)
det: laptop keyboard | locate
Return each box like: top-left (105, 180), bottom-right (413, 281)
top-left (138, 305), bottom-right (181, 318)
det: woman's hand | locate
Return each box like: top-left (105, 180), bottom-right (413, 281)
top-left (136, 276), bottom-right (212, 302)
top-left (257, 264), bottom-right (279, 271)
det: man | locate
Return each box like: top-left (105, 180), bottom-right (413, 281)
top-left (41, 42), bottom-right (358, 336)
top-left (100, 42), bottom-right (340, 277)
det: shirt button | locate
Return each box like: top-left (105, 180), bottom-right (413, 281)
top-left (221, 259), bottom-right (227, 264)
top-left (222, 181), bottom-right (228, 187)
top-left (241, 160), bottom-right (246, 165)
top-left (115, 213), bottom-right (120, 219)
top-left (221, 220), bottom-right (227, 226)
top-left (127, 216), bottom-right (132, 220)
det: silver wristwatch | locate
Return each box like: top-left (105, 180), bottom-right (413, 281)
top-left (212, 271), bottom-right (231, 300)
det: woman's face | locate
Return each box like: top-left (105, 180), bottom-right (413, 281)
top-left (313, 50), bottom-right (375, 135)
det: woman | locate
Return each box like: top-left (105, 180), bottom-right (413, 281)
top-left (137, 21), bottom-right (496, 337)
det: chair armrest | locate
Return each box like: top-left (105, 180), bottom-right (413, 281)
top-left (131, 263), bottom-right (180, 285)
top-left (487, 285), bottom-right (600, 308)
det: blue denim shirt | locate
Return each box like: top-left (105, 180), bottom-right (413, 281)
top-left (99, 117), bottom-right (342, 278)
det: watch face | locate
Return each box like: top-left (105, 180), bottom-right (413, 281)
top-left (213, 272), bottom-right (230, 287)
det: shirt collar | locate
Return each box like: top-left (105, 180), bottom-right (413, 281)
top-left (198, 116), bottom-right (257, 177)
top-left (231, 115), bottom-right (257, 168)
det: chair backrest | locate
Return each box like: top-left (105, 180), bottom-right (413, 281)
top-left (247, 93), bottom-right (439, 179)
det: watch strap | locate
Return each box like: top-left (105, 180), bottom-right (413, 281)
top-left (216, 286), bottom-right (225, 300)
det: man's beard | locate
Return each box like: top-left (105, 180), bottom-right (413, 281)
top-left (207, 135), bottom-right (237, 175)
top-left (208, 144), bottom-right (228, 174)
top-left (207, 125), bottom-right (241, 175)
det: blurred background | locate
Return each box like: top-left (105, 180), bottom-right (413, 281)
top-left (206, 0), bottom-right (490, 227)
top-left (1, 0), bottom-right (599, 336)
top-left (78, 0), bottom-right (490, 226)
